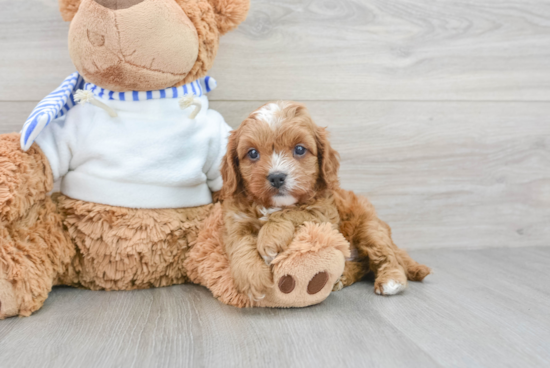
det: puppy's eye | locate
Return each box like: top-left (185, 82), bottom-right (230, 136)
top-left (248, 149), bottom-right (260, 161)
top-left (294, 145), bottom-right (307, 157)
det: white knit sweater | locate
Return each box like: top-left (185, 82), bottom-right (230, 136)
top-left (35, 92), bottom-right (231, 209)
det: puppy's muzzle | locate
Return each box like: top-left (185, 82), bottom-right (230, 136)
top-left (268, 172), bottom-right (287, 189)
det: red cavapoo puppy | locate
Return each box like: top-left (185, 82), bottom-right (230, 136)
top-left (219, 101), bottom-right (431, 300)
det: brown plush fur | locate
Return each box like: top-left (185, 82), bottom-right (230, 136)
top-left (219, 101), bottom-right (431, 297)
top-left (185, 205), bottom-right (350, 308)
top-left (55, 195), bottom-right (214, 290)
top-left (60, 0), bottom-right (249, 91)
top-left (0, 128), bottom-right (346, 317)
top-left (0, 133), bottom-right (53, 224)
top-left (0, 133), bottom-right (218, 317)
top-left (1, 0), bottom-right (347, 318)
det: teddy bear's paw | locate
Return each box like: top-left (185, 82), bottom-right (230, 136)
top-left (260, 246), bottom-right (346, 308)
top-left (0, 279), bottom-right (19, 319)
top-left (254, 222), bottom-right (350, 308)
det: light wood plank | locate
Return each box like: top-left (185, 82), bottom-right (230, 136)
top-left (0, 247), bottom-right (549, 367)
top-left (2, 0), bottom-right (550, 101)
top-left (1, 100), bottom-right (549, 250)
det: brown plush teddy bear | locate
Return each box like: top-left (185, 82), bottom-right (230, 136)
top-left (0, 0), bottom-right (350, 318)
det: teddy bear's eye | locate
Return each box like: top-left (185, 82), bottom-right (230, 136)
top-left (294, 145), bottom-right (307, 157)
top-left (248, 149), bottom-right (260, 161)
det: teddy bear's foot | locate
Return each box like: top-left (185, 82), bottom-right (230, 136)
top-left (258, 222), bottom-right (350, 308)
top-left (0, 279), bottom-right (18, 319)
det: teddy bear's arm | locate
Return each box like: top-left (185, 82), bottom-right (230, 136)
top-left (205, 118), bottom-right (232, 195)
top-left (0, 133), bottom-right (53, 225)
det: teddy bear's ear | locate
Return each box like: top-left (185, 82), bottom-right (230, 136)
top-left (58, 0), bottom-right (82, 21)
top-left (208, 0), bottom-right (250, 35)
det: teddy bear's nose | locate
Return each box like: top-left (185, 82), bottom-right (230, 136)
top-left (94, 0), bottom-right (145, 10)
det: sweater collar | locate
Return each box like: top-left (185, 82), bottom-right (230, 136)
top-left (84, 76), bottom-right (217, 101)
top-left (21, 72), bottom-right (217, 151)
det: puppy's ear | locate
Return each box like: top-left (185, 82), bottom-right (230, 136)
top-left (208, 0), bottom-right (250, 35)
top-left (58, 0), bottom-right (82, 21)
top-left (220, 129), bottom-right (243, 199)
top-left (315, 127), bottom-right (340, 191)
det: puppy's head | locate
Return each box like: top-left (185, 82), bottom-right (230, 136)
top-left (221, 101), bottom-right (340, 207)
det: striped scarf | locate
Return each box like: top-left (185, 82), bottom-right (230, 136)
top-left (20, 73), bottom-right (217, 151)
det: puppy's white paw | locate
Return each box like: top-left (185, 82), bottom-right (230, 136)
top-left (332, 278), bottom-right (344, 292)
top-left (262, 254), bottom-right (277, 265)
top-left (375, 280), bottom-right (406, 296)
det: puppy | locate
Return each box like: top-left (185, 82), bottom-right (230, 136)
top-left (220, 101), bottom-right (430, 300)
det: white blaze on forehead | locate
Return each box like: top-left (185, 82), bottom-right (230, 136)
top-left (254, 102), bottom-right (288, 130)
top-left (269, 151), bottom-right (294, 174)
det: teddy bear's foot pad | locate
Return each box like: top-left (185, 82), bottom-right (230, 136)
top-left (258, 222), bottom-right (350, 308)
top-left (278, 271), bottom-right (329, 296)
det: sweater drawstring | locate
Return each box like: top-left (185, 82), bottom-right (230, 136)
top-left (179, 96), bottom-right (202, 119)
top-left (74, 90), bottom-right (118, 117)
top-left (74, 90), bottom-right (203, 120)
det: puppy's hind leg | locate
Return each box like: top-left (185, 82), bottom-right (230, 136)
top-left (396, 248), bottom-right (431, 282)
top-left (362, 220), bottom-right (408, 296)
top-left (349, 196), bottom-right (408, 296)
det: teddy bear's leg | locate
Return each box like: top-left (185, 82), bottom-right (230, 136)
top-left (0, 197), bottom-right (75, 319)
top-left (186, 210), bottom-right (350, 308)
top-left (54, 195), bottom-right (214, 291)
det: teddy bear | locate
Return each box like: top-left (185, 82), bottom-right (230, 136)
top-left (0, 0), bottom-right (351, 318)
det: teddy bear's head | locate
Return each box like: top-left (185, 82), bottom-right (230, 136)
top-left (59, 0), bottom-right (249, 92)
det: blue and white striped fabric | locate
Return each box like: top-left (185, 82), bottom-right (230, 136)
top-left (83, 75), bottom-right (217, 101)
top-left (20, 72), bottom-right (85, 151)
top-left (20, 74), bottom-right (218, 151)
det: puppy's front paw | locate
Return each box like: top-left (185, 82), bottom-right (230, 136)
top-left (257, 221), bottom-right (295, 265)
top-left (332, 277), bottom-right (344, 291)
top-left (233, 263), bottom-right (274, 302)
top-left (257, 240), bottom-right (281, 265)
top-left (374, 279), bottom-right (407, 296)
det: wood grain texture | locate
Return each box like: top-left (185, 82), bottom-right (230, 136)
top-left (2, 0), bottom-right (550, 101)
top-left (3, 100), bottom-right (547, 250)
top-left (0, 247), bottom-right (549, 368)
top-left (1, 0), bottom-right (549, 366)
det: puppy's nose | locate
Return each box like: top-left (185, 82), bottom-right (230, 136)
top-left (94, 0), bottom-right (145, 10)
top-left (268, 172), bottom-right (287, 189)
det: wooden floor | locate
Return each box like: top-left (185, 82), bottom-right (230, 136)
top-left (1, 0), bottom-right (550, 367)
top-left (0, 246), bottom-right (548, 368)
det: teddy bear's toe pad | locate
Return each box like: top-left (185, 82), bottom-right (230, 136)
top-left (278, 275), bottom-right (296, 294)
top-left (307, 271), bottom-right (329, 295)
